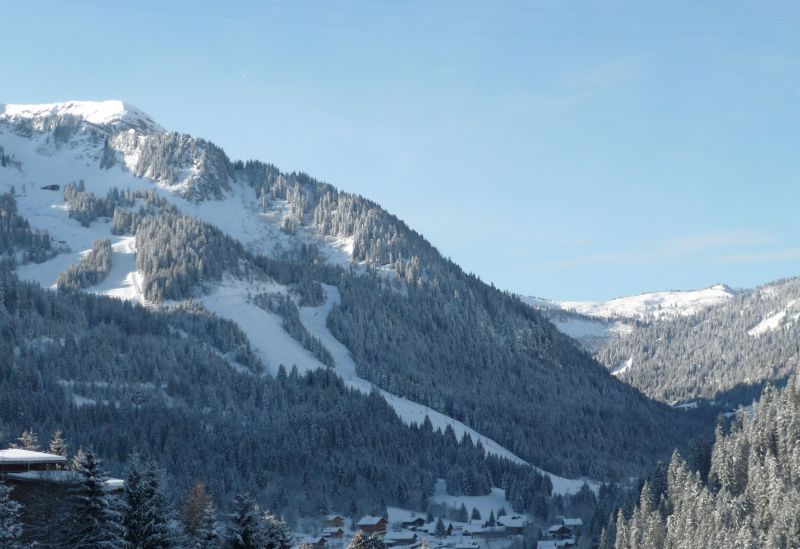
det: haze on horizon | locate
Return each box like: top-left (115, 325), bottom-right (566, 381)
top-left (2, 0), bottom-right (799, 300)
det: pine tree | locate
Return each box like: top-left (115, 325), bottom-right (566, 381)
top-left (182, 481), bottom-right (219, 548)
top-left (16, 429), bottom-right (39, 451)
top-left (140, 462), bottom-right (171, 548)
top-left (0, 481), bottom-right (23, 549)
top-left (123, 457), bottom-right (171, 548)
top-left (49, 429), bottom-right (68, 460)
top-left (123, 456), bottom-right (147, 547)
top-left (434, 517), bottom-right (446, 538)
top-left (470, 508), bottom-right (481, 521)
top-left (487, 511), bottom-right (495, 527)
top-left (62, 449), bottom-right (125, 548)
top-left (457, 504), bottom-right (468, 523)
top-left (226, 493), bottom-right (264, 549)
top-left (262, 511), bottom-right (291, 549)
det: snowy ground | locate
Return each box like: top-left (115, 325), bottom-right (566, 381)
top-left (748, 298), bottom-right (800, 337)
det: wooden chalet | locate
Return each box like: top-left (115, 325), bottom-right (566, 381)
top-left (299, 536), bottom-right (327, 549)
top-left (401, 517), bottom-right (427, 530)
top-left (325, 514), bottom-right (345, 528)
top-left (383, 530), bottom-right (417, 547)
top-left (357, 515), bottom-right (388, 535)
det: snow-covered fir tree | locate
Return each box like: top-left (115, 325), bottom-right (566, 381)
top-left (62, 449), bottom-right (125, 548)
top-left (262, 511), bottom-right (291, 549)
top-left (226, 493), bottom-right (264, 549)
top-left (0, 481), bottom-right (23, 549)
top-left (614, 377), bottom-right (800, 548)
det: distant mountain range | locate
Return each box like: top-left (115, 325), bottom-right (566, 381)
top-left (526, 280), bottom-right (799, 407)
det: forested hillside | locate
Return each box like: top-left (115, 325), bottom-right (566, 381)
top-left (608, 377), bottom-right (800, 548)
top-left (0, 264), bottom-right (552, 519)
top-left (597, 278), bottom-right (800, 403)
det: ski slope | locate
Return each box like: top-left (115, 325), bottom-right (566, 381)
top-left (299, 285), bottom-right (597, 495)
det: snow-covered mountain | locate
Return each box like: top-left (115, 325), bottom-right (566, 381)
top-left (522, 284), bottom-right (743, 354)
top-left (526, 283), bottom-right (740, 322)
top-left (0, 100), bottom-right (707, 498)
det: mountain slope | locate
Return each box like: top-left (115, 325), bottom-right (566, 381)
top-left (596, 277), bottom-right (800, 404)
top-left (0, 100), bottom-right (706, 484)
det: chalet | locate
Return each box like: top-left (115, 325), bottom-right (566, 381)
top-left (321, 527), bottom-right (345, 540)
top-left (383, 530), bottom-right (417, 547)
top-left (299, 536), bottom-right (327, 549)
top-left (497, 515), bottom-right (527, 535)
top-left (0, 448), bottom-right (66, 473)
top-left (401, 517), bottom-right (427, 530)
top-left (546, 525), bottom-right (573, 540)
top-left (325, 514), bottom-right (345, 528)
top-left (357, 516), bottom-right (388, 535)
top-left (561, 518), bottom-right (582, 529)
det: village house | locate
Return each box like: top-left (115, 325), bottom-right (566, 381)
top-left (383, 529), bottom-right (418, 547)
top-left (497, 514), bottom-right (527, 535)
top-left (321, 527), bottom-right (345, 540)
top-left (401, 517), bottom-right (427, 530)
top-left (298, 536), bottom-right (327, 549)
top-left (357, 515), bottom-right (388, 535)
top-left (325, 514), bottom-right (346, 528)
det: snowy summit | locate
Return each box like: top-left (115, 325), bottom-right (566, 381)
top-left (0, 100), bottom-right (164, 133)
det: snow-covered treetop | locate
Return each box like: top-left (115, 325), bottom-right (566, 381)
top-left (0, 100), bottom-right (164, 133)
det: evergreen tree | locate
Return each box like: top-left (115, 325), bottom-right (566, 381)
top-left (123, 457), bottom-right (147, 547)
top-left (456, 504), bottom-right (468, 523)
top-left (182, 482), bottom-right (219, 548)
top-left (262, 511), bottom-right (291, 549)
top-left (123, 457), bottom-right (171, 548)
top-left (62, 450), bottom-right (125, 548)
top-left (0, 481), bottom-right (22, 549)
top-left (140, 462), bottom-right (172, 548)
top-left (226, 493), bottom-right (263, 549)
top-left (470, 508), bottom-right (481, 521)
top-left (16, 429), bottom-right (39, 451)
top-left (487, 511), bottom-right (495, 527)
top-left (49, 429), bottom-right (68, 459)
top-left (434, 518), bottom-right (446, 538)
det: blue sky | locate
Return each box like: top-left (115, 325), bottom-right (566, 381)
top-left (3, 0), bottom-right (799, 299)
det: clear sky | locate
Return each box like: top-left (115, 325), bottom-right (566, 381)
top-left (2, 0), bottom-right (799, 299)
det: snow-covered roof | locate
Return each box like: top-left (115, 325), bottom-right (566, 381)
top-left (0, 448), bottom-right (66, 464)
top-left (357, 516), bottom-right (387, 526)
top-left (562, 518), bottom-right (582, 527)
top-left (7, 470), bottom-right (124, 489)
top-left (324, 514), bottom-right (344, 520)
top-left (498, 516), bottom-right (526, 528)
top-left (384, 530), bottom-right (417, 541)
top-left (548, 524), bottom-right (571, 533)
